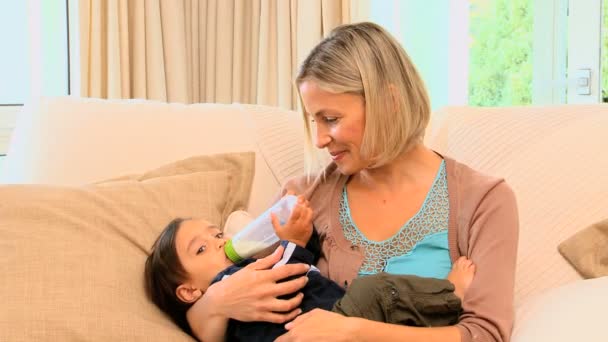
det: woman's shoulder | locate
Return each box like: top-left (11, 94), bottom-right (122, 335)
top-left (443, 156), bottom-right (516, 205)
top-left (443, 155), bottom-right (519, 248)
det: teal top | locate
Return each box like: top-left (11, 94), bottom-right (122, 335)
top-left (340, 160), bottom-right (451, 279)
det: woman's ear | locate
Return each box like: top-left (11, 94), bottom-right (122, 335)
top-left (176, 284), bottom-right (203, 303)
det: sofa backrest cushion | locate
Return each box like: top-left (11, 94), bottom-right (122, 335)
top-left (1, 97), bottom-right (306, 216)
top-left (427, 105), bottom-right (608, 307)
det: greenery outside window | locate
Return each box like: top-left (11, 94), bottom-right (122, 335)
top-left (469, 0), bottom-right (533, 106)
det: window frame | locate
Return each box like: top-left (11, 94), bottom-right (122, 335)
top-left (0, 0), bottom-right (77, 155)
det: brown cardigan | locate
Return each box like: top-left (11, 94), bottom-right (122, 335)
top-left (279, 156), bottom-right (519, 342)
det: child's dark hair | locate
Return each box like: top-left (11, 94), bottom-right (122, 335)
top-left (144, 217), bottom-right (194, 336)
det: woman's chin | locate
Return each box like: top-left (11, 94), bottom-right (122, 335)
top-left (335, 161), bottom-right (362, 176)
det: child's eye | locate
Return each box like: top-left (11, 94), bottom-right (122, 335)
top-left (215, 232), bottom-right (224, 239)
top-left (196, 245), bottom-right (206, 255)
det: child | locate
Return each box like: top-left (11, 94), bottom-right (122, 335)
top-left (144, 198), bottom-right (475, 341)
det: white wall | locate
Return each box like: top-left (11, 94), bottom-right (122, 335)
top-left (369, 0), bottom-right (469, 110)
top-left (532, 0), bottom-right (568, 105)
top-left (567, 0), bottom-right (602, 103)
top-left (27, 0), bottom-right (70, 101)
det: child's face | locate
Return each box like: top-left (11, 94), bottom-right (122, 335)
top-left (174, 219), bottom-right (233, 301)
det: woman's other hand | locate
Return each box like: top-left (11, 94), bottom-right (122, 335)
top-left (192, 245), bottom-right (310, 323)
top-left (275, 309), bottom-right (359, 342)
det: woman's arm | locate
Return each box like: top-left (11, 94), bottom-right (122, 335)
top-left (187, 246), bottom-right (310, 342)
top-left (354, 320), bottom-right (461, 342)
top-left (456, 181), bottom-right (519, 342)
top-left (276, 309), bottom-right (461, 342)
top-left (186, 287), bottom-right (228, 342)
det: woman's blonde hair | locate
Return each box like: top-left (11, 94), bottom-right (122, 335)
top-left (296, 22), bottom-right (431, 175)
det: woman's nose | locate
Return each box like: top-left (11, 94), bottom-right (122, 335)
top-left (315, 127), bottom-right (331, 148)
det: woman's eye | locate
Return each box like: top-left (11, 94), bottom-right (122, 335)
top-left (310, 117), bottom-right (337, 124)
top-left (196, 245), bottom-right (206, 255)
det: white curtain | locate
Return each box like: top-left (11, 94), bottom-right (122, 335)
top-left (80, 0), bottom-right (363, 109)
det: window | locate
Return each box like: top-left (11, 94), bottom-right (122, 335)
top-left (0, 0), bottom-right (72, 156)
top-left (469, 0), bottom-right (533, 106)
top-left (368, 0), bottom-right (569, 109)
top-left (0, 0), bottom-right (70, 104)
top-left (0, 2), bottom-right (30, 104)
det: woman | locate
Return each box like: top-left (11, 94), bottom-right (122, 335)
top-left (187, 22), bottom-right (518, 342)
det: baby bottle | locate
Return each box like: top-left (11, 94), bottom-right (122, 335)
top-left (224, 195), bottom-right (298, 263)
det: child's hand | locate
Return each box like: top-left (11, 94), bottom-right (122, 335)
top-left (270, 195), bottom-right (313, 248)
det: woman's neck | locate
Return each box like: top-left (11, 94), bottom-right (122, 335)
top-left (349, 144), bottom-right (442, 193)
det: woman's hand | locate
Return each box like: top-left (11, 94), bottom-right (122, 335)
top-left (275, 309), bottom-right (359, 342)
top-left (193, 245), bottom-right (310, 324)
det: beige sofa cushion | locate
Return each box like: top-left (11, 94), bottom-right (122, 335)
top-left (240, 104), bottom-right (329, 190)
top-left (97, 152), bottom-right (255, 225)
top-left (427, 105), bottom-right (608, 307)
top-left (0, 152), bottom-right (253, 341)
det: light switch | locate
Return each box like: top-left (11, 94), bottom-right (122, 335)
top-left (577, 77), bottom-right (589, 87)
top-left (576, 69), bottom-right (591, 95)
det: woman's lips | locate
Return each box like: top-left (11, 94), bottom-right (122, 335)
top-left (330, 151), bottom-right (346, 161)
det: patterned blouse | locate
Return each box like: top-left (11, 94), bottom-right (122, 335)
top-left (341, 160), bottom-right (452, 278)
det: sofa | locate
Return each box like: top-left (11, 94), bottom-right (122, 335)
top-left (1, 96), bottom-right (606, 341)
